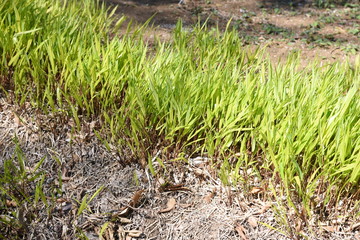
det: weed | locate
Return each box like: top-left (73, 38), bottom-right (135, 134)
top-left (348, 25), bottom-right (360, 35)
top-left (0, 140), bottom-right (49, 238)
top-left (319, 14), bottom-right (337, 24)
top-left (262, 23), bottom-right (292, 38)
top-left (341, 44), bottom-right (359, 54)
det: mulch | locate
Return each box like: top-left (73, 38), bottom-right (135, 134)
top-left (0, 95), bottom-right (358, 240)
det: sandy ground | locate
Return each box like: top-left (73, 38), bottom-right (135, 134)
top-left (103, 0), bottom-right (359, 66)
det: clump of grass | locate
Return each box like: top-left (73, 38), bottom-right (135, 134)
top-left (1, 0), bottom-right (359, 235)
top-left (0, 140), bottom-right (48, 238)
top-left (312, 0), bottom-right (357, 8)
top-left (0, 140), bottom-right (105, 239)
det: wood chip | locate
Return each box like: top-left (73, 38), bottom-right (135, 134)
top-left (126, 230), bottom-right (142, 237)
top-left (119, 217), bottom-right (132, 224)
top-left (159, 198), bottom-right (176, 213)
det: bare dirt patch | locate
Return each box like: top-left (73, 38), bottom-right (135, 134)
top-left (104, 0), bottom-right (359, 64)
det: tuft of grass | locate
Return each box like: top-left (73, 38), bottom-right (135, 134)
top-left (1, 0), bottom-right (359, 237)
top-left (0, 139), bottom-right (48, 238)
top-left (0, 140), bottom-right (105, 239)
top-left (312, 0), bottom-right (357, 8)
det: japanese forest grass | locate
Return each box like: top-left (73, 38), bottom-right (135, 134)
top-left (1, 0), bottom-right (360, 213)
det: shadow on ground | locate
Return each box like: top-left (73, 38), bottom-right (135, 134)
top-left (102, 0), bottom-right (194, 27)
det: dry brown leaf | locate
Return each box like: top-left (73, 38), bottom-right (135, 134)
top-left (56, 198), bottom-right (67, 203)
top-left (129, 189), bottom-right (144, 208)
top-left (159, 198), bottom-right (176, 213)
top-left (323, 226), bottom-right (339, 232)
top-left (295, 219), bottom-right (303, 233)
top-left (235, 223), bottom-right (248, 240)
top-left (257, 202), bottom-right (272, 214)
top-left (248, 216), bottom-right (258, 228)
top-left (204, 190), bottom-right (216, 204)
top-left (355, 233), bottom-right (360, 240)
top-left (250, 187), bottom-right (264, 194)
top-left (159, 183), bottom-right (191, 192)
top-left (13, 113), bottom-right (21, 126)
top-left (116, 189), bottom-right (145, 217)
top-left (6, 200), bottom-right (17, 207)
top-left (117, 206), bottom-right (131, 217)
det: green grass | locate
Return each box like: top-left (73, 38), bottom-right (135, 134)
top-left (312, 0), bottom-right (358, 8)
top-left (0, 139), bottom-right (103, 239)
top-left (0, 0), bottom-right (359, 237)
top-left (0, 140), bottom-right (48, 238)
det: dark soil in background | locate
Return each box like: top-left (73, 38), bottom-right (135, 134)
top-left (103, 0), bottom-right (360, 65)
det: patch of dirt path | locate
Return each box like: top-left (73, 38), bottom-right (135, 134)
top-left (104, 0), bottom-right (360, 65)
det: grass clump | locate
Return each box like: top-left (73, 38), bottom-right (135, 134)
top-left (0, 0), bottom-right (359, 235)
top-left (0, 141), bottom-right (48, 238)
top-left (312, 0), bottom-right (358, 8)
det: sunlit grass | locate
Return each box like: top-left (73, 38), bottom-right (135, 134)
top-left (1, 0), bottom-right (359, 233)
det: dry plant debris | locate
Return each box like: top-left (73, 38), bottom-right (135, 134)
top-left (0, 97), bottom-right (359, 239)
top-left (235, 223), bottom-right (249, 240)
top-left (158, 198), bottom-right (176, 213)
